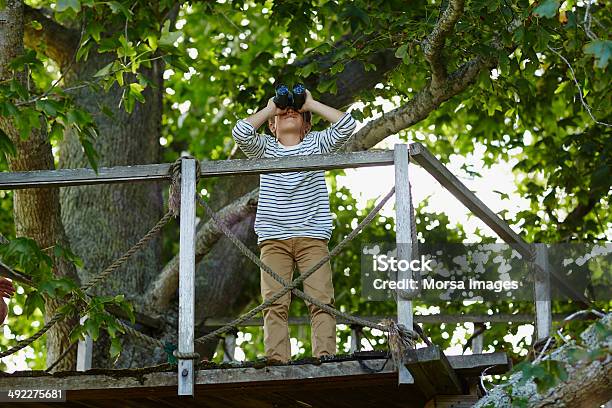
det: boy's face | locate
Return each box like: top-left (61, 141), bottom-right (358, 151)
top-left (273, 108), bottom-right (304, 134)
top-left (269, 108), bottom-right (311, 140)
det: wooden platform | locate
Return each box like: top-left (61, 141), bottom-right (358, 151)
top-left (0, 350), bottom-right (510, 407)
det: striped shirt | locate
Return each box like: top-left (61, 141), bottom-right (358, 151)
top-left (232, 112), bottom-right (357, 244)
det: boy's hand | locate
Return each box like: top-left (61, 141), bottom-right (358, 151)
top-left (299, 89), bottom-right (315, 113)
top-left (0, 299), bottom-right (6, 323)
top-left (266, 97), bottom-right (288, 119)
top-left (0, 278), bottom-right (15, 299)
top-left (0, 278), bottom-right (14, 323)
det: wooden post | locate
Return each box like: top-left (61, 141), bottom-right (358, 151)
top-left (394, 144), bottom-right (415, 385)
top-left (350, 325), bottom-right (362, 353)
top-left (534, 244), bottom-right (552, 341)
top-left (223, 332), bottom-right (236, 362)
top-left (472, 322), bottom-right (484, 354)
top-left (76, 316), bottom-right (92, 371)
top-left (178, 158), bottom-right (196, 396)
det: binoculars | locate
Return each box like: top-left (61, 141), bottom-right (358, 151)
top-left (273, 83), bottom-right (306, 110)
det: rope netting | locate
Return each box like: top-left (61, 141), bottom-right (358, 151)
top-left (0, 210), bottom-right (173, 360)
top-left (2, 153), bottom-right (426, 369)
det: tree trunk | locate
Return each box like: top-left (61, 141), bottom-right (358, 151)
top-left (0, 0), bottom-right (79, 372)
top-left (58, 51), bottom-right (167, 368)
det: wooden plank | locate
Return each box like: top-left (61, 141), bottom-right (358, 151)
top-left (534, 244), bottom-right (552, 340)
top-left (198, 149), bottom-right (394, 177)
top-left (0, 164), bottom-right (170, 190)
top-left (0, 354), bottom-right (510, 392)
top-left (425, 395), bottom-right (480, 408)
top-left (446, 352), bottom-right (510, 376)
top-left (0, 150), bottom-right (394, 189)
top-left (77, 316), bottom-right (93, 372)
top-left (394, 144), bottom-right (415, 385)
top-left (204, 312), bottom-right (595, 327)
top-left (178, 158), bottom-right (196, 396)
top-left (409, 143), bottom-right (597, 309)
top-left (408, 143), bottom-right (532, 258)
top-left (404, 346), bottom-right (463, 398)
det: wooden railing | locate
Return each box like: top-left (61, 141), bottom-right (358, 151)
top-left (0, 142), bottom-right (569, 395)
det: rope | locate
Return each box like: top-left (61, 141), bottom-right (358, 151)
top-left (0, 312), bottom-right (65, 359)
top-left (1, 185), bottom-right (176, 360)
top-left (81, 211), bottom-right (174, 293)
top-left (168, 156), bottom-right (201, 217)
top-left (194, 185), bottom-right (419, 345)
top-left (45, 341), bottom-right (78, 373)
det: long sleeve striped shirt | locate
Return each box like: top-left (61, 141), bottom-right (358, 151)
top-left (232, 112), bottom-right (357, 244)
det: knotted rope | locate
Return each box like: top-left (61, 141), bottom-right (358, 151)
top-left (168, 156), bottom-right (201, 217)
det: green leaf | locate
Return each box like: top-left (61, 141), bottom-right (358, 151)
top-left (298, 61), bottom-right (318, 78)
top-left (14, 107), bottom-right (41, 140)
top-left (56, 0), bottom-right (81, 13)
top-left (110, 336), bottom-right (122, 361)
top-left (76, 39), bottom-right (93, 62)
top-left (9, 80), bottom-right (29, 100)
top-left (533, 0), bottom-right (560, 19)
top-left (35, 99), bottom-right (61, 116)
top-left (129, 83), bottom-right (145, 103)
top-left (493, 190), bottom-right (510, 200)
top-left (94, 61), bottom-right (115, 78)
top-left (29, 20), bottom-right (43, 31)
top-left (23, 291), bottom-right (45, 316)
top-left (117, 35), bottom-right (137, 59)
top-left (84, 317), bottom-right (100, 341)
top-left (108, 1), bottom-right (132, 19)
top-left (147, 35), bottom-right (158, 52)
top-left (159, 20), bottom-right (182, 49)
top-left (8, 49), bottom-right (41, 70)
top-left (583, 40), bottom-right (612, 69)
top-left (0, 128), bottom-right (16, 156)
top-left (86, 21), bottom-right (104, 42)
top-left (81, 137), bottom-right (99, 172)
top-left (70, 326), bottom-right (85, 343)
top-left (395, 44), bottom-right (408, 59)
top-left (49, 121), bottom-right (64, 141)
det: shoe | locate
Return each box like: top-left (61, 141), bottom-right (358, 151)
top-left (265, 357), bottom-right (287, 366)
top-left (319, 354), bottom-right (336, 362)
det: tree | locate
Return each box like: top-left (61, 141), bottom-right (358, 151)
top-left (0, 0), bottom-right (609, 383)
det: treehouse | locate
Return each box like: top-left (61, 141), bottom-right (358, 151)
top-left (0, 143), bottom-right (591, 407)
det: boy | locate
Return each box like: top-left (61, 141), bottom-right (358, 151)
top-left (232, 89), bottom-right (356, 363)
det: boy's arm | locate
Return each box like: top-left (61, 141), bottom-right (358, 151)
top-left (231, 120), bottom-right (267, 159)
top-left (301, 91), bottom-right (357, 154)
top-left (232, 98), bottom-right (286, 158)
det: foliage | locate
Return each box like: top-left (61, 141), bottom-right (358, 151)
top-left (0, 0), bottom-right (609, 386)
top-left (0, 238), bottom-right (135, 366)
top-left (478, 315), bottom-right (612, 407)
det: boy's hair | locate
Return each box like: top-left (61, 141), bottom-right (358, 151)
top-left (268, 111), bottom-right (312, 141)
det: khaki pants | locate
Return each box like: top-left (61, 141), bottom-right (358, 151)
top-left (259, 237), bottom-right (336, 362)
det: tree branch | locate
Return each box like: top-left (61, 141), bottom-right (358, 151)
top-left (342, 53), bottom-right (495, 152)
top-left (422, 0), bottom-right (466, 89)
top-left (559, 189), bottom-right (607, 240)
top-left (23, 5), bottom-right (79, 68)
top-left (146, 189), bottom-right (259, 312)
top-left (474, 313), bottom-right (612, 408)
